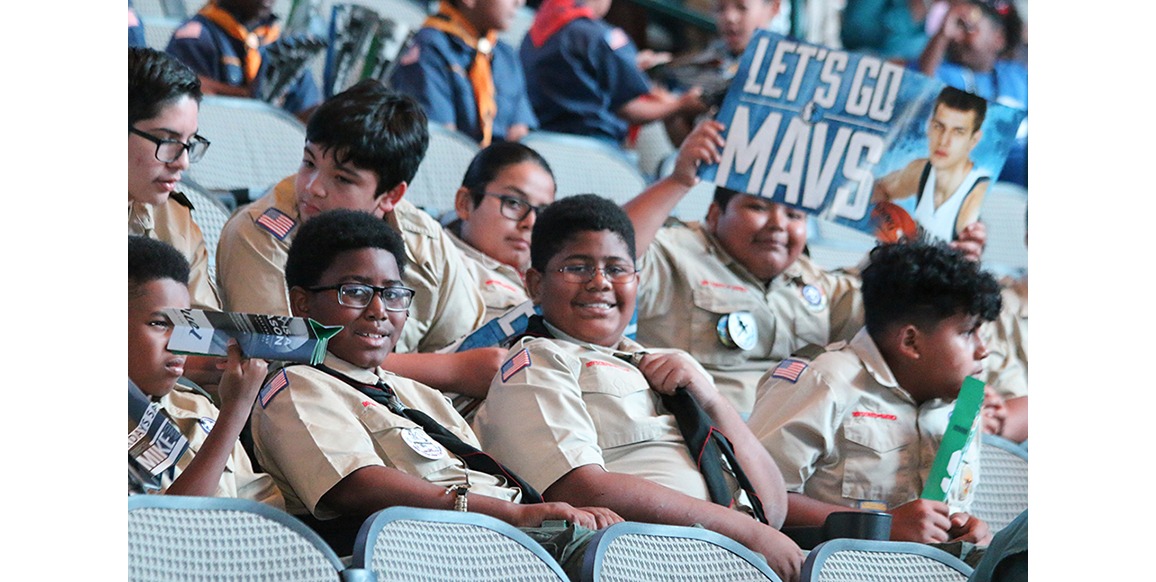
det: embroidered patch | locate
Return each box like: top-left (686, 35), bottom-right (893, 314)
top-left (585, 360), bottom-right (631, 372)
top-left (256, 208), bottom-right (296, 240)
top-left (173, 21), bottom-right (203, 40)
top-left (501, 348), bottom-right (532, 382)
top-left (770, 359), bottom-right (808, 382)
top-left (606, 28), bottom-right (630, 51)
top-left (198, 416), bottom-right (216, 434)
top-left (361, 400), bottom-right (375, 408)
top-left (799, 284), bottom-right (827, 311)
top-left (851, 411), bottom-right (898, 421)
top-left (259, 369), bottom-right (289, 408)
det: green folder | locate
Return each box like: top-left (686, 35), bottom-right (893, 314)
top-left (163, 308), bottom-right (342, 365)
top-left (921, 376), bottom-right (985, 504)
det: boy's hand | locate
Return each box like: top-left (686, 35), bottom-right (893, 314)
top-left (452, 347), bottom-right (507, 398)
top-left (637, 352), bottom-right (719, 408)
top-left (512, 501), bottom-right (622, 530)
top-left (951, 221), bottom-right (987, 261)
top-left (749, 528), bottom-right (804, 582)
top-left (888, 498), bottom-right (952, 543)
top-left (947, 512), bottom-right (992, 545)
top-left (216, 340), bottom-right (268, 412)
top-left (981, 386), bottom-right (1008, 436)
top-left (671, 119), bottom-right (725, 187)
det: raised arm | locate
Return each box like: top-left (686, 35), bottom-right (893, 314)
top-left (624, 119), bottom-right (725, 254)
top-left (381, 348), bottom-right (506, 399)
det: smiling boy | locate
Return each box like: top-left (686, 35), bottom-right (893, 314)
top-left (746, 241), bottom-right (1000, 546)
top-left (474, 194), bottom-right (804, 582)
top-left (249, 209), bottom-right (619, 555)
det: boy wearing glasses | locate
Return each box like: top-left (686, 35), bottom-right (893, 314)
top-left (250, 209), bottom-right (620, 554)
top-left (128, 47), bottom-right (221, 311)
top-left (473, 195), bottom-right (804, 582)
top-left (216, 80), bottom-right (504, 402)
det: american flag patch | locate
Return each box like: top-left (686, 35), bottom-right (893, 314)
top-left (501, 348), bottom-right (532, 382)
top-left (256, 208), bottom-right (296, 240)
top-left (771, 359), bottom-right (807, 383)
top-left (259, 369), bottom-right (289, 408)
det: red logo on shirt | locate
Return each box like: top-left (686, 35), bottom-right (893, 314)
top-left (585, 360), bottom-right (631, 372)
top-left (698, 279), bottom-right (747, 292)
top-left (852, 411), bottom-right (898, 421)
top-left (483, 279), bottom-right (522, 293)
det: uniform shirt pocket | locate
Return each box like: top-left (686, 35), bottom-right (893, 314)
top-left (579, 363), bottom-right (670, 450)
top-left (840, 409), bottom-right (919, 506)
top-left (690, 287), bottom-right (759, 367)
top-left (358, 406), bottom-right (460, 480)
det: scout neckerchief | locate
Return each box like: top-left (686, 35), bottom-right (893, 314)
top-left (310, 363), bottom-right (544, 504)
top-left (423, 1), bottom-right (498, 146)
top-left (197, 0), bottom-right (281, 84)
top-left (518, 315), bottom-right (769, 524)
top-left (527, 0), bottom-right (594, 48)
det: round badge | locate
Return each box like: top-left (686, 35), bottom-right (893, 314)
top-left (401, 428), bottom-right (446, 460)
top-left (716, 311), bottom-right (758, 350)
top-left (799, 285), bottom-right (828, 312)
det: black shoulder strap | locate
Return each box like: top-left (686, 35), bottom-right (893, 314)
top-left (311, 363), bottom-right (544, 504)
top-left (170, 191), bottom-right (195, 210)
top-left (916, 161), bottom-right (932, 206)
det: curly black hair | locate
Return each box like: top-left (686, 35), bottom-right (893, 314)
top-left (860, 241), bottom-right (1002, 336)
top-left (129, 236), bottom-right (190, 298)
top-left (530, 194), bottom-right (635, 272)
top-left (285, 209), bottom-right (408, 289)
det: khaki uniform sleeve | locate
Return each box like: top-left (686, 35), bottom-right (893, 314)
top-left (747, 365), bottom-right (841, 493)
top-left (154, 198), bottom-right (222, 311)
top-left (473, 339), bottom-right (606, 493)
top-left (817, 268), bottom-right (864, 344)
top-left (215, 205), bottom-right (292, 315)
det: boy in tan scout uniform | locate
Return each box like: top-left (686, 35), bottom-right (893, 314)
top-left (128, 47), bottom-right (220, 312)
top-left (249, 209), bottom-right (619, 554)
top-left (214, 80), bottom-right (505, 402)
top-left (128, 236), bottom-right (280, 505)
top-left (746, 241), bottom-right (999, 546)
top-left (474, 195), bottom-right (804, 582)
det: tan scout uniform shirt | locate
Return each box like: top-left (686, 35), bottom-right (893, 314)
top-left (447, 230), bottom-right (529, 321)
top-left (474, 322), bottom-right (750, 510)
top-left (215, 176), bottom-right (486, 352)
top-left (747, 328), bottom-right (976, 513)
top-left (128, 195), bottom-right (221, 311)
top-left (981, 283), bottom-right (1028, 399)
top-left (146, 384), bottom-right (283, 506)
top-left (250, 352), bottom-right (519, 518)
top-left (636, 222), bottom-right (864, 416)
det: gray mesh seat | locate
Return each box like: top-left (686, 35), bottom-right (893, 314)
top-left (580, 521), bottom-right (783, 582)
top-left (128, 495), bottom-right (370, 581)
top-left (978, 181), bottom-right (1028, 278)
top-left (352, 506), bottom-right (569, 581)
top-left (179, 178), bottom-right (236, 287)
top-left (185, 95), bottom-right (308, 200)
top-left (971, 434), bottom-right (1029, 534)
top-left (802, 538), bottom-right (973, 582)
top-left (406, 124), bottom-right (481, 217)
top-left (520, 131), bottom-right (649, 206)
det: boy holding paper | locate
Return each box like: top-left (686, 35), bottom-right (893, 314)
top-left (128, 235), bottom-right (281, 505)
top-left (746, 240), bottom-right (998, 545)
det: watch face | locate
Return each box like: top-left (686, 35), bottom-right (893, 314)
top-left (717, 311), bottom-right (758, 350)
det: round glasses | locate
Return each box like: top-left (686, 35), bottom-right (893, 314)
top-left (307, 283), bottom-right (416, 311)
top-left (556, 264), bottom-right (639, 284)
top-left (482, 192), bottom-right (548, 222)
top-left (130, 127), bottom-right (211, 164)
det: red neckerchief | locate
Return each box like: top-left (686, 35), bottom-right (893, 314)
top-left (528, 0), bottom-right (595, 48)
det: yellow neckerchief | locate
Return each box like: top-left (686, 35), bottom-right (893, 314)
top-left (197, 1), bottom-right (281, 84)
top-left (423, 1), bottom-right (498, 146)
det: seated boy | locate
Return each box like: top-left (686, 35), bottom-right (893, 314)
top-left (128, 235), bottom-right (280, 505)
top-left (473, 195), bottom-right (804, 582)
top-left (746, 241), bottom-right (998, 546)
top-left (250, 209), bottom-right (619, 555)
top-left (215, 80), bottom-right (503, 400)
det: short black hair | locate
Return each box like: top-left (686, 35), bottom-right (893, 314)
top-left (129, 47), bottom-right (202, 126)
top-left (712, 185), bottom-right (745, 213)
top-left (860, 241), bottom-right (1002, 338)
top-left (129, 236), bottom-right (190, 297)
top-left (530, 194), bottom-right (635, 272)
top-left (461, 141), bottom-right (555, 207)
top-left (934, 86), bottom-right (987, 133)
top-left (285, 209), bottom-right (408, 289)
top-left (305, 80), bottom-right (429, 196)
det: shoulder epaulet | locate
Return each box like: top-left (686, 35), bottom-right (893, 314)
top-left (170, 191), bottom-right (195, 210)
top-left (790, 343), bottom-right (826, 361)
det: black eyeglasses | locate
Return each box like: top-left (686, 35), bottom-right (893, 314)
top-left (307, 283), bottom-right (416, 311)
top-left (556, 264), bottom-right (639, 284)
top-left (482, 192), bottom-right (548, 222)
top-left (130, 127), bottom-right (211, 163)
